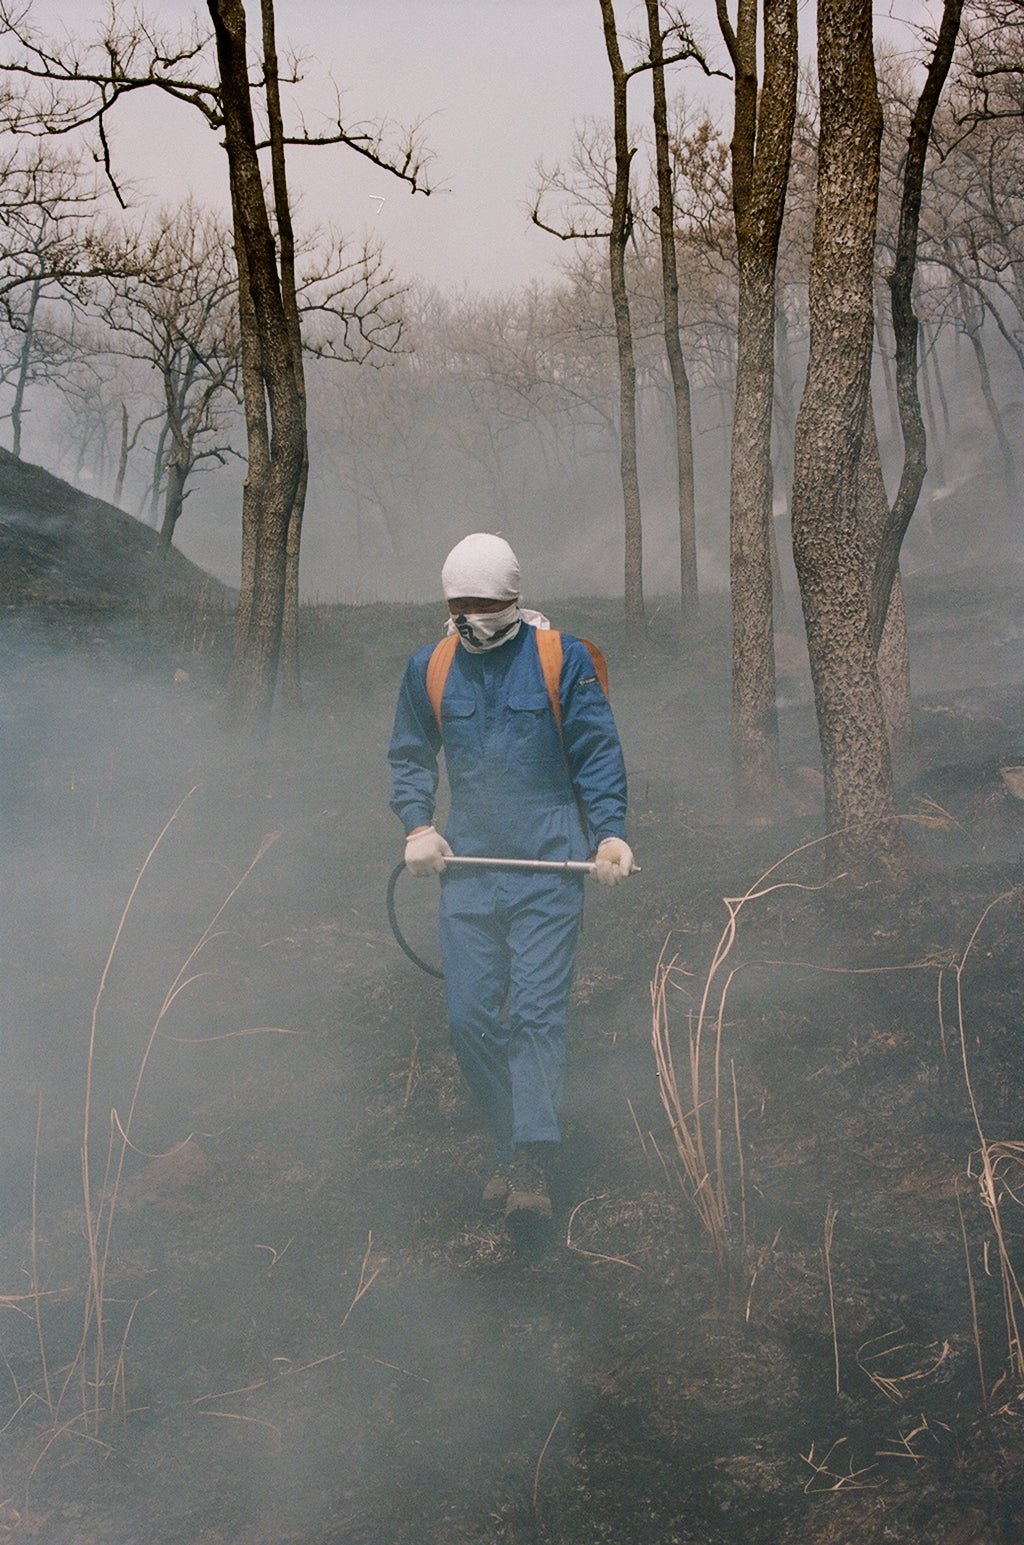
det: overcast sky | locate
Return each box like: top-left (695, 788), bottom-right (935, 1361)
top-left (27, 0), bottom-right (938, 297)
top-left (106, 0), bottom-right (727, 295)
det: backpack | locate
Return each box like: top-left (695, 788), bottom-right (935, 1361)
top-left (425, 628), bottom-right (608, 734)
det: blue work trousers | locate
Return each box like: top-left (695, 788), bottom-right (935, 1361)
top-left (439, 868), bottom-right (583, 1161)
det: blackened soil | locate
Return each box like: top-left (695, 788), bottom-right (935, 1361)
top-left (3, 572), bottom-right (1024, 1544)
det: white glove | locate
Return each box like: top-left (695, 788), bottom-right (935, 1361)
top-left (593, 837), bottom-right (635, 886)
top-left (405, 825), bottom-right (452, 876)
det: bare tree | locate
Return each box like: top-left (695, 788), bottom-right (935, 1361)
top-left (533, 0), bottom-right (709, 623)
top-left (644, 0), bottom-right (698, 627)
top-left (0, 144), bottom-right (111, 457)
top-left (594, 0), bottom-right (644, 620)
top-left (0, 0), bottom-right (429, 730)
top-left (93, 202), bottom-right (241, 550)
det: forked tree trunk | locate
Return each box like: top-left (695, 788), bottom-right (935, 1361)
top-left (791, 0), bottom-right (909, 878)
top-left (209, 0), bottom-right (304, 733)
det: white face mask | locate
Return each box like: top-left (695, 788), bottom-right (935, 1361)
top-left (448, 602), bottom-right (522, 652)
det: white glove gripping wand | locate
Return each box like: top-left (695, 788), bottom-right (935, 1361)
top-left (386, 853), bottom-right (637, 978)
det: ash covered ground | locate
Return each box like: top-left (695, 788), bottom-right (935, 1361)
top-left (2, 569), bottom-right (1024, 1544)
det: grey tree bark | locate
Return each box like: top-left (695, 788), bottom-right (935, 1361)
top-left (261, 0), bottom-right (308, 711)
top-left (791, 0), bottom-right (909, 877)
top-left (715, 0), bottom-right (798, 815)
top-left (210, 0), bottom-right (305, 732)
top-left (644, 0), bottom-right (698, 628)
top-left (869, 0), bottom-right (965, 649)
top-left (598, 0), bottom-right (644, 622)
top-left (10, 276), bottom-right (40, 459)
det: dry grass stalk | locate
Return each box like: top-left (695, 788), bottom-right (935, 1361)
top-left (855, 1330), bottom-right (951, 1402)
top-left (565, 1197), bottom-right (643, 1271)
top-left (651, 945), bottom-right (728, 1260)
top-left (29, 1095), bottom-right (52, 1420)
top-left (800, 1437), bottom-right (879, 1492)
top-left (625, 1097), bottom-right (651, 1166)
top-left (935, 967), bottom-right (952, 1070)
top-left (744, 1227), bottom-right (783, 1324)
top-left (877, 1414), bottom-right (933, 1461)
top-left (338, 1233), bottom-right (383, 1331)
top-left (955, 1179), bottom-right (987, 1408)
top-left (12, 792), bottom-right (284, 1457)
top-left (730, 1058), bottom-right (747, 1252)
top-left (533, 1410), bottom-right (563, 1510)
top-left (823, 1202), bottom-right (840, 1395)
top-left (651, 839), bottom-right (839, 1265)
top-left (951, 891), bottom-right (1024, 1390)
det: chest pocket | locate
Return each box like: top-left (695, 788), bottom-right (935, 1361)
top-left (441, 696), bottom-right (476, 722)
top-left (439, 695), bottom-right (477, 755)
top-left (507, 691), bottom-right (563, 772)
top-left (508, 691), bottom-right (552, 717)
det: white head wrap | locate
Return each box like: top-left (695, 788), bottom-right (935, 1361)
top-left (441, 533), bottom-right (520, 602)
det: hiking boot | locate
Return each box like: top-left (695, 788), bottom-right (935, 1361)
top-left (504, 1156), bottom-right (552, 1217)
top-left (482, 1164), bottom-right (513, 1206)
top-left (503, 1152), bottom-right (554, 1251)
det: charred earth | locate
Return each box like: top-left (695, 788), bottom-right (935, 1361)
top-left (1, 482), bottom-right (1024, 1543)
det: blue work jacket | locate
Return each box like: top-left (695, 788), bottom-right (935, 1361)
top-left (389, 624), bottom-right (628, 862)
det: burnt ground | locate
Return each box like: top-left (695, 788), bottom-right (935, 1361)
top-left (2, 572), bottom-right (1024, 1544)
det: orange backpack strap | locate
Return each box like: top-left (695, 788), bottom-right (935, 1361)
top-left (536, 631), bottom-right (609, 733)
top-left (534, 630), bottom-right (565, 731)
top-left (426, 628), bottom-right (608, 733)
top-left (426, 634), bottom-right (459, 728)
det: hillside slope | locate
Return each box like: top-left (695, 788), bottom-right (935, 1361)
top-left (0, 448), bottom-right (231, 605)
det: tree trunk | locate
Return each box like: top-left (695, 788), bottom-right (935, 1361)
top-left (231, 212), bottom-right (269, 656)
top-left (869, 0), bottom-right (964, 648)
top-left (791, 0), bottom-right (909, 878)
top-left (772, 302), bottom-right (798, 625)
top-left (959, 285), bottom-right (1015, 514)
top-left (598, 0), bottom-right (644, 623)
top-left (159, 454), bottom-right (187, 551)
top-left (262, 0), bottom-right (309, 710)
top-left (717, 0), bottom-right (798, 814)
top-left (857, 406), bottom-right (913, 754)
top-left (113, 403), bottom-right (129, 507)
top-left (11, 278), bottom-right (41, 460)
top-left (149, 418), bottom-right (169, 523)
top-left (209, 0), bottom-right (304, 733)
top-left (873, 277), bottom-right (901, 446)
top-left (645, 0), bottom-right (698, 629)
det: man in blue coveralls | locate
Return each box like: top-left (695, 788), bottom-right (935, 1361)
top-left (388, 532), bottom-right (633, 1246)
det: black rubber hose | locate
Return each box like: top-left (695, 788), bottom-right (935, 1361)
top-left (386, 861), bottom-right (444, 979)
